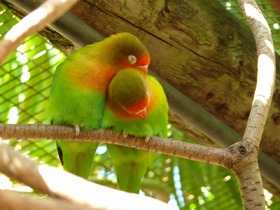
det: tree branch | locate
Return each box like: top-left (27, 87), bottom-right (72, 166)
top-left (0, 0), bottom-right (78, 65)
top-left (238, 0), bottom-right (276, 148)
top-left (0, 190), bottom-right (99, 210)
top-left (0, 123), bottom-right (230, 168)
top-left (234, 1), bottom-right (276, 209)
top-left (0, 143), bottom-right (172, 210)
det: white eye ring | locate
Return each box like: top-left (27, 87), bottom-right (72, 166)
top-left (128, 55), bottom-right (137, 65)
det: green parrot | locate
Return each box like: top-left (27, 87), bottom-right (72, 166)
top-left (102, 68), bottom-right (169, 193)
top-left (48, 33), bottom-right (150, 178)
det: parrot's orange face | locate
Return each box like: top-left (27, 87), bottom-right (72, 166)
top-left (106, 68), bottom-right (151, 120)
top-left (110, 43), bottom-right (150, 74)
top-left (119, 53), bottom-right (150, 74)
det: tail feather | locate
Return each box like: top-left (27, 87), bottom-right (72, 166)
top-left (115, 161), bottom-right (147, 193)
top-left (107, 144), bottom-right (154, 193)
top-left (57, 141), bottom-right (98, 179)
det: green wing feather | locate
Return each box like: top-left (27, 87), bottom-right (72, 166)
top-left (48, 60), bottom-right (103, 178)
top-left (102, 69), bottom-right (168, 192)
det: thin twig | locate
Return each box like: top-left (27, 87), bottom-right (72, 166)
top-left (0, 0), bottom-right (79, 65)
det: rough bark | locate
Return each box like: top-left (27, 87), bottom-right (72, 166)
top-left (236, 0), bottom-right (276, 208)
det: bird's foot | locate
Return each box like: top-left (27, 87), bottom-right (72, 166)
top-left (145, 137), bottom-right (150, 142)
top-left (74, 125), bottom-right (80, 137)
top-left (122, 131), bottom-right (128, 138)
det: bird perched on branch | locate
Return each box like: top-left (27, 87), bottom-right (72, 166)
top-left (102, 68), bottom-right (169, 193)
top-left (48, 33), bottom-right (150, 178)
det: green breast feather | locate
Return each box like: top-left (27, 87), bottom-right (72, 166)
top-left (48, 60), bottom-right (104, 178)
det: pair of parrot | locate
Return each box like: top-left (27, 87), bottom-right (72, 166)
top-left (48, 32), bottom-right (168, 193)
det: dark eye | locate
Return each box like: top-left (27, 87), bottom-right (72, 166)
top-left (128, 55), bottom-right (137, 65)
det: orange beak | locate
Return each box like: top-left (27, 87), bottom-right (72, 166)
top-left (137, 54), bottom-right (150, 74)
top-left (136, 108), bottom-right (147, 119)
top-left (137, 65), bottom-right (148, 74)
